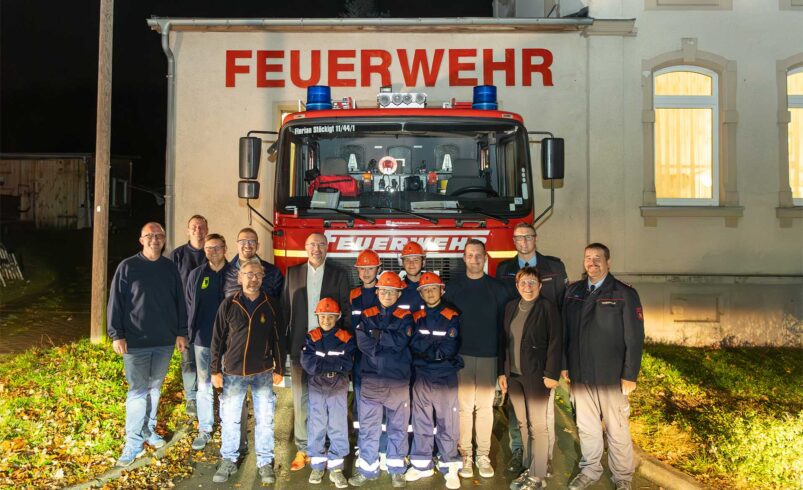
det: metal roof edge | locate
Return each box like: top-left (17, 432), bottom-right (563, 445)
top-left (146, 16), bottom-right (598, 34)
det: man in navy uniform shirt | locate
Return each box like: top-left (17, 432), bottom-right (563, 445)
top-left (563, 243), bottom-right (644, 490)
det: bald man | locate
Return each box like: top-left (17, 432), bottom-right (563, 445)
top-left (281, 232), bottom-right (352, 471)
top-left (108, 222), bottom-right (188, 467)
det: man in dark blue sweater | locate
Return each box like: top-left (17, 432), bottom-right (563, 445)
top-left (107, 222), bottom-right (188, 467)
top-left (185, 233), bottom-right (231, 451)
top-left (444, 239), bottom-right (508, 481)
top-left (168, 214), bottom-right (208, 416)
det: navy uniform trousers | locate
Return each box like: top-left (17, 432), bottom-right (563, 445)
top-left (357, 375), bottom-right (410, 477)
top-left (409, 374), bottom-right (461, 471)
top-left (307, 373), bottom-right (350, 470)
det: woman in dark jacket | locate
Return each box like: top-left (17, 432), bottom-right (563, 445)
top-left (497, 267), bottom-right (562, 490)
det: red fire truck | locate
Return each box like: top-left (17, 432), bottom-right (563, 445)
top-left (238, 85), bottom-right (563, 283)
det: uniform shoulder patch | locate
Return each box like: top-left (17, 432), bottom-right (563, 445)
top-left (439, 307), bottom-right (459, 320)
top-left (393, 308), bottom-right (411, 319)
top-left (350, 287), bottom-right (362, 302)
top-left (412, 310), bottom-right (426, 322)
top-left (334, 328), bottom-right (352, 343)
top-left (363, 306), bottom-right (380, 317)
top-left (308, 327), bottom-right (323, 342)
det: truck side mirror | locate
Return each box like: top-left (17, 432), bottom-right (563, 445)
top-left (541, 137), bottom-right (564, 180)
top-left (238, 180), bottom-right (260, 199)
top-left (239, 137), bottom-right (262, 179)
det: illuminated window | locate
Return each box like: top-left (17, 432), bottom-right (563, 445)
top-left (789, 68), bottom-right (803, 204)
top-left (654, 66), bottom-right (718, 205)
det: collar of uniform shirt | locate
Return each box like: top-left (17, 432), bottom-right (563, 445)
top-left (587, 274), bottom-right (607, 292)
top-left (517, 255), bottom-right (537, 269)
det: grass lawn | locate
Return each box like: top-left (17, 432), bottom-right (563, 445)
top-left (0, 340), bottom-right (188, 489)
top-left (631, 344), bottom-right (803, 489)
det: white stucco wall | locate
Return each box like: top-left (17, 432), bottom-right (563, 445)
top-left (164, 2), bottom-right (803, 345)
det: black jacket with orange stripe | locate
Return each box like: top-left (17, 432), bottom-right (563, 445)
top-left (210, 291), bottom-right (285, 377)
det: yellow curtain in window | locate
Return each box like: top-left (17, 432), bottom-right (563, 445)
top-left (655, 108), bottom-right (713, 200)
top-left (790, 108), bottom-right (803, 199)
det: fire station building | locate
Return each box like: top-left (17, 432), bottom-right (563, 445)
top-left (148, 1), bottom-right (803, 346)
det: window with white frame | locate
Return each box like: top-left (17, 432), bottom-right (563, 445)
top-left (653, 66), bottom-right (719, 205)
top-left (789, 67), bottom-right (803, 205)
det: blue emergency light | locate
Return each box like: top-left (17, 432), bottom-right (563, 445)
top-left (472, 85), bottom-right (498, 110)
top-left (306, 85), bottom-right (332, 111)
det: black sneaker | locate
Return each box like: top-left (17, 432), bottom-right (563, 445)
top-left (308, 468), bottom-right (324, 484)
top-left (213, 459), bottom-right (237, 483)
top-left (391, 472), bottom-right (407, 487)
top-left (510, 470), bottom-right (529, 490)
top-left (614, 480), bottom-right (632, 490)
top-left (258, 463), bottom-right (276, 484)
top-left (506, 449), bottom-right (524, 474)
top-left (348, 473), bottom-right (377, 486)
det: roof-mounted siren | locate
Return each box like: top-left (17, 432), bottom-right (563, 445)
top-left (377, 86), bottom-right (427, 108)
top-left (472, 85), bottom-right (498, 110)
top-left (306, 85), bottom-right (333, 111)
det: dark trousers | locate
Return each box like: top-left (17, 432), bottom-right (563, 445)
top-left (410, 374), bottom-right (461, 471)
top-left (356, 375), bottom-right (410, 477)
top-left (508, 375), bottom-right (550, 479)
top-left (307, 373), bottom-right (350, 470)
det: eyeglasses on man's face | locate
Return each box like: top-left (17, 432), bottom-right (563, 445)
top-left (517, 279), bottom-right (539, 287)
top-left (237, 239), bottom-right (257, 246)
top-left (513, 235), bottom-right (536, 242)
top-left (205, 245), bottom-right (225, 252)
top-left (141, 233), bottom-right (165, 241)
top-left (241, 271), bottom-right (265, 280)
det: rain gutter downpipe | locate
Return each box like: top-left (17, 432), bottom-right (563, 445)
top-left (160, 21), bottom-right (176, 250)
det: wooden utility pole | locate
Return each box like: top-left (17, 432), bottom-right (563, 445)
top-left (90, 0), bottom-right (114, 343)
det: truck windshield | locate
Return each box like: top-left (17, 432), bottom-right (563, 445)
top-left (276, 117), bottom-right (533, 219)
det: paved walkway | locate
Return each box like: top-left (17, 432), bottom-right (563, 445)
top-left (175, 386), bottom-right (657, 489)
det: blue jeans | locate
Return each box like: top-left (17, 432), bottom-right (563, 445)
top-left (181, 344), bottom-right (197, 402)
top-left (194, 345), bottom-right (214, 433)
top-left (221, 371), bottom-right (276, 467)
top-left (122, 345), bottom-right (174, 450)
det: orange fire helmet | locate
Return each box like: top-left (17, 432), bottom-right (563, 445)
top-left (355, 249), bottom-right (381, 268)
top-left (314, 297), bottom-right (342, 317)
top-left (400, 241), bottom-right (426, 258)
top-left (376, 271), bottom-right (405, 290)
top-left (417, 272), bottom-right (445, 290)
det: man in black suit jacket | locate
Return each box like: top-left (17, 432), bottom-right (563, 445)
top-left (281, 232), bottom-right (352, 472)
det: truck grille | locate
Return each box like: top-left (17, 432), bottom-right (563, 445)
top-left (329, 257), bottom-right (466, 287)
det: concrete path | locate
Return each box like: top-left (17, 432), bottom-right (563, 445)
top-left (174, 386), bottom-right (657, 489)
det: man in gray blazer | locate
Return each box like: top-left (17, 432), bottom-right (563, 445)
top-left (281, 232), bottom-right (352, 472)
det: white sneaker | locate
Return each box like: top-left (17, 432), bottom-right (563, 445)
top-left (476, 455), bottom-right (495, 478)
top-left (405, 467), bottom-right (434, 481)
top-left (445, 466), bottom-right (461, 489)
top-left (379, 452), bottom-right (388, 472)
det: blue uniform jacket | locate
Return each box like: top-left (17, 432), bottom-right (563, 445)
top-left (398, 277), bottom-right (425, 313)
top-left (350, 286), bottom-right (378, 328)
top-left (355, 305), bottom-right (413, 381)
top-left (300, 326), bottom-right (356, 377)
top-left (186, 261), bottom-right (232, 345)
top-left (411, 303), bottom-right (464, 379)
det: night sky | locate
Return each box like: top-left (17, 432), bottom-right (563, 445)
top-left (1, 1), bottom-right (491, 199)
